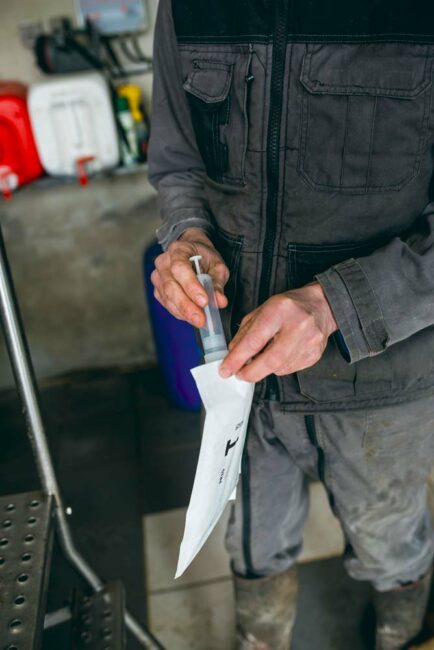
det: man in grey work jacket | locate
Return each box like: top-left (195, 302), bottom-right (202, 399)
top-left (149, 1), bottom-right (434, 648)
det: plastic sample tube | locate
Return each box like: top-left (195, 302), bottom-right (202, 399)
top-left (190, 255), bottom-right (228, 363)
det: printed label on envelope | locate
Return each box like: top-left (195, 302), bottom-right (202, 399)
top-left (175, 360), bottom-right (254, 578)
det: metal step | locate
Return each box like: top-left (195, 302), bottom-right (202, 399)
top-left (0, 490), bottom-right (54, 650)
top-left (72, 580), bottom-right (126, 649)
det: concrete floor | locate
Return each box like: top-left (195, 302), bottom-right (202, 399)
top-left (143, 494), bottom-right (373, 650)
top-left (0, 368), bottom-right (150, 650)
top-left (0, 366), bottom-right (431, 649)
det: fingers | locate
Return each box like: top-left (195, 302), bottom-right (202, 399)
top-left (236, 339), bottom-right (284, 383)
top-left (151, 242), bottom-right (230, 327)
top-left (151, 263), bottom-right (205, 327)
top-left (236, 331), bottom-right (324, 382)
top-left (170, 249), bottom-right (208, 307)
top-left (228, 311), bottom-right (256, 351)
top-left (209, 259), bottom-right (230, 290)
top-left (218, 288), bottom-right (331, 382)
top-left (215, 288), bottom-right (228, 309)
top-left (154, 286), bottom-right (183, 320)
top-left (205, 258), bottom-right (229, 308)
top-left (220, 311), bottom-right (278, 378)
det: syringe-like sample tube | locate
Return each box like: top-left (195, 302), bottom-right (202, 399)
top-left (190, 255), bottom-right (228, 363)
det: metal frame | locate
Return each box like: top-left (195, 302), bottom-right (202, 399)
top-left (72, 580), bottom-right (126, 648)
top-left (0, 224), bottom-right (165, 649)
top-left (0, 491), bottom-right (54, 649)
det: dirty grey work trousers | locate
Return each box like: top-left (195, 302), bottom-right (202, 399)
top-left (225, 394), bottom-right (434, 592)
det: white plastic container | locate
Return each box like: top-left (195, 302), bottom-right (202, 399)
top-left (29, 73), bottom-right (119, 181)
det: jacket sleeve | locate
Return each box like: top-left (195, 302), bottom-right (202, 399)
top-left (316, 201), bottom-right (434, 363)
top-left (148, 0), bottom-right (215, 250)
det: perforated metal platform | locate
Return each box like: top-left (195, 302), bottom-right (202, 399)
top-left (0, 491), bottom-right (54, 650)
top-left (72, 581), bottom-right (126, 649)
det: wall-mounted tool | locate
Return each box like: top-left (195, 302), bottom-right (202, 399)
top-left (34, 16), bottom-right (152, 78)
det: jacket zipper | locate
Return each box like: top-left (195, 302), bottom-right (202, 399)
top-left (260, 0), bottom-right (290, 401)
top-left (241, 1), bottom-right (291, 578)
top-left (240, 46), bottom-right (256, 579)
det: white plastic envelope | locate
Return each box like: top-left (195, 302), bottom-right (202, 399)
top-left (175, 360), bottom-right (255, 578)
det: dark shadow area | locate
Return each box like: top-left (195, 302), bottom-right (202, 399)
top-left (2, 365), bottom-right (433, 649)
top-left (0, 365), bottom-right (201, 649)
top-left (295, 558), bottom-right (373, 650)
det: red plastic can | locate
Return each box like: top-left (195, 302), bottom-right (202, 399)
top-left (0, 82), bottom-right (43, 199)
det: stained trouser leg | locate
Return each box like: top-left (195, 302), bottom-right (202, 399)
top-left (225, 401), bottom-right (311, 649)
top-left (225, 401), bottom-right (310, 578)
top-left (314, 395), bottom-right (434, 647)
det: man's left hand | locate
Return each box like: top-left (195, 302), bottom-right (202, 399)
top-left (219, 283), bottom-right (338, 383)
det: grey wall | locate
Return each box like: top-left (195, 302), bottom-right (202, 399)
top-left (0, 1), bottom-right (161, 388)
top-left (0, 0), bottom-right (157, 113)
top-left (0, 172), bottom-right (159, 388)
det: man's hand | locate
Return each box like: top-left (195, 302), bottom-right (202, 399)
top-left (219, 283), bottom-right (338, 382)
top-left (151, 228), bottom-right (229, 328)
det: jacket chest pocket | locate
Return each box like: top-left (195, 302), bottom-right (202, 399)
top-left (181, 51), bottom-right (253, 187)
top-left (298, 44), bottom-right (433, 194)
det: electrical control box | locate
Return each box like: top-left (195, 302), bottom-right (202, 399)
top-left (74, 0), bottom-right (149, 34)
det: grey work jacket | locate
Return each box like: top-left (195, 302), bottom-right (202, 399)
top-left (149, 0), bottom-right (434, 411)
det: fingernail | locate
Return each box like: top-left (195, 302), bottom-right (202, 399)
top-left (219, 366), bottom-right (231, 378)
top-left (196, 294), bottom-right (207, 306)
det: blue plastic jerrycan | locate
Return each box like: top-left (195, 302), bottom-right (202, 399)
top-left (143, 240), bottom-right (202, 411)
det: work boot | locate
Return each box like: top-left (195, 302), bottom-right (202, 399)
top-left (375, 570), bottom-right (432, 650)
top-left (234, 566), bottom-right (298, 650)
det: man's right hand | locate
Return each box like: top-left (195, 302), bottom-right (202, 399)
top-left (151, 228), bottom-right (230, 328)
